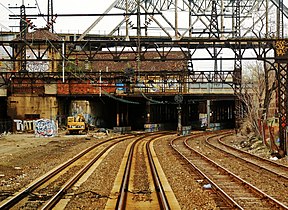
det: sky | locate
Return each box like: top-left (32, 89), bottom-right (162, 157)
top-left (1, 0), bottom-right (288, 34)
top-left (0, 0), bottom-right (287, 72)
top-left (0, 0), bottom-right (114, 33)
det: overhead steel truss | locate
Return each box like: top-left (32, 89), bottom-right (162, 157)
top-left (1, 0), bottom-right (288, 155)
top-left (0, 37), bottom-right (276, 89)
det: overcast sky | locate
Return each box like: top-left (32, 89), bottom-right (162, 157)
top-left (0, 0), bottom-right (113, 33)
top-left (1, 0), bottom-right (288, 34)
top-left (1, 0), bottom-right (286, 71)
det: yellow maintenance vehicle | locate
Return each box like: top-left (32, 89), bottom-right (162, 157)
top-left (67, 114), bottom-right (88, 134)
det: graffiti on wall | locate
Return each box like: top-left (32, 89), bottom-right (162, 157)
top-left (26, 50), bottom-right (49, 72)
top-left (71, 101), bottom-right (95, 126)
top-left (199, 113), bottom-right (208, 128)
top-left (71, 102), bottom-right (84, 116)
top-left (13, 119), bottom-right (57, 137)
top-left (14, 119), bottom-right (35, 131)
top-left (34, 119), bottom-right (57, 137)
top-left (26, 61), bottom-right (49, 72)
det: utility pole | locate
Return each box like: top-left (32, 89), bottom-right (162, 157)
top-left (47, 0), bottom-right (54, 32)
top-left (136, 0), bottom-right (141, 80)
top-left (19, 3), bottom-right (27, 72)
top-left (9, 1), bottom-right (35, 72)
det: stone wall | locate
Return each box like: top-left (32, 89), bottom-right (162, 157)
top-left (7, 95), bottom-right (58, 120)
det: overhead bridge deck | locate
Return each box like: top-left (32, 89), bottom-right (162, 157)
top-left (55, 94), bottom-right (235, 132)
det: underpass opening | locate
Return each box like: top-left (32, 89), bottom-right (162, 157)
top-left (57, 95), bottom-right (235, 132)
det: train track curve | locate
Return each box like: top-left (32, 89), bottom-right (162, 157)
top-left (171, 131), bottom-right (288, 209)
top-left (0, 134), bottom-right (134, 209)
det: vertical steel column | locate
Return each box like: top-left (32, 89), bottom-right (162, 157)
top-left (234, 0), bottom-right (241, 38)
top-left (175, 0), bottom-right (178, 38)
top-left (177, 105), bottom-right (182, 135)
top-left (19, 4), bottom-right (27, 72)
top-left (189, 0), bottom-right (192, 37)
top-left (220, 0), bottom-right (224, 38)
top-left (209, 0), bottom-right (219, 38)
top-left (275, 1), bottom-right (286, 156)
top-left (146, 101), bottom-right (151, 124)
top-left (265, 0), bottom-right (269, 38)
top-left (125, 0), bottom-right (129, 39)
top-left (207, 100), bottom-right (211, 129)
top-left (47, 0), bottom-right (54, 32)
top-left (175, 94), bottom-right (183, 135)
top-left (125, 104), bottom-right (129, 126)
top-left (277, 63), bottom-right (288, 156)
top-left (144, 0), bottom-right (148, 36)
top-left (116, 102), bottom-right (120, 127)
top-left (277, 0), bottom-right (284, 38)
top-left (233, 0), bottom-right (242, 129)
top-left (136, 0), bottom-right (141, 75)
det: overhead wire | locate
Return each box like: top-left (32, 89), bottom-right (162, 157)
top-left (3, 1), bottom-right (165, 105)
top-left (20, 26), bottom-right (168, 105)
top-left (102, 90), bottom-right (140, 104)
top-left (0, 22), bottom-right (11, 31)
top-left (0, 2), bottom-right (34, 35)
top-left (34, 0), bottom-right (47, 22)
top-left (0, 2), bottom-right (17, 31)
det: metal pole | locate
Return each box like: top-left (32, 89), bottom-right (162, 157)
top-left (177, 104), bottom-right (182, 135)
top-left (117, 102), bottom-right (120, 127)
top-left (221, 0), bottom-right (224, 37)
top-left (99, 70), bottom-right (102, 97)
top-left (48, 0), bottom-right (54, 32)
top-left (146, 101), bottom-right (151, 124)
top-left (20, 4), bottom-right (27, 72)
top-left (137, 0), bottom-right (141, 37)
top-left (207, 100), bottom-right (211, 129)
top-left (137, 0), bottom-right (141, 77)
top-left (189, 0), bottom-right (192, 37)
top-left (175, 0), bottom-right (178, 39)
top-left (62, 40), bottom-right (65, 83)
top-left (266, 0), bottom-right (269, 37)
top-left (125, 0), bottom-right (129, 40)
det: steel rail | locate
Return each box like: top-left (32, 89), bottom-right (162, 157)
top-left (185, 132), bottom-right (288, 209)
top-left (116, 132), bottom-right (171, 209)
top-left (206, 132), bottom-right (288, 180)
top-left (0, 134), bottom-right (133, 210)
top-left (146, 136), bottom-right (170, 209)
top-left (41, 137), bottom-right (125, 209)
top-left (170, 131), bottom-right (243, 209)
top-left (116, 137), bottom-right (141, 209)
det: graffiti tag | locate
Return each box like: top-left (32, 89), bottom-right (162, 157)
top-left (34, 119), bottom-right (57, 137)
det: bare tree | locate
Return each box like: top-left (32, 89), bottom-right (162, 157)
top-left (238, 61), bottom-right (277, 139)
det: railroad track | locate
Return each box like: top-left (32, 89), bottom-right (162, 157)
top-left (204, 133), bottom-right (288, 207)
top-left (210, 133), bottom-right (288, 179)
top-left (0, 134), bottom-right (135, 210)
top-left (105, 132), bottom-right (180, 210)
top-left (171, 131), bottom-right (288, 209)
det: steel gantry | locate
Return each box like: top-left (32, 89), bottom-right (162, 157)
top-left (1, 0), bottom-right (288, 155)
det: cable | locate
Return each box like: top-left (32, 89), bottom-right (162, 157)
top-left (102, 90), bottom-right (140, 104)
top-left (140, 92), bottom-right (165, 104)
top-left (34, 0), bottom-right (47, 22)
top-left (0, 22), bottom-right (11, 31)
top-left (0, 3), bottom-right (15, 31)
top-left (0, 2), bottom-right (32, 35)
top-left (25, 29), bottom-right (172, 106)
